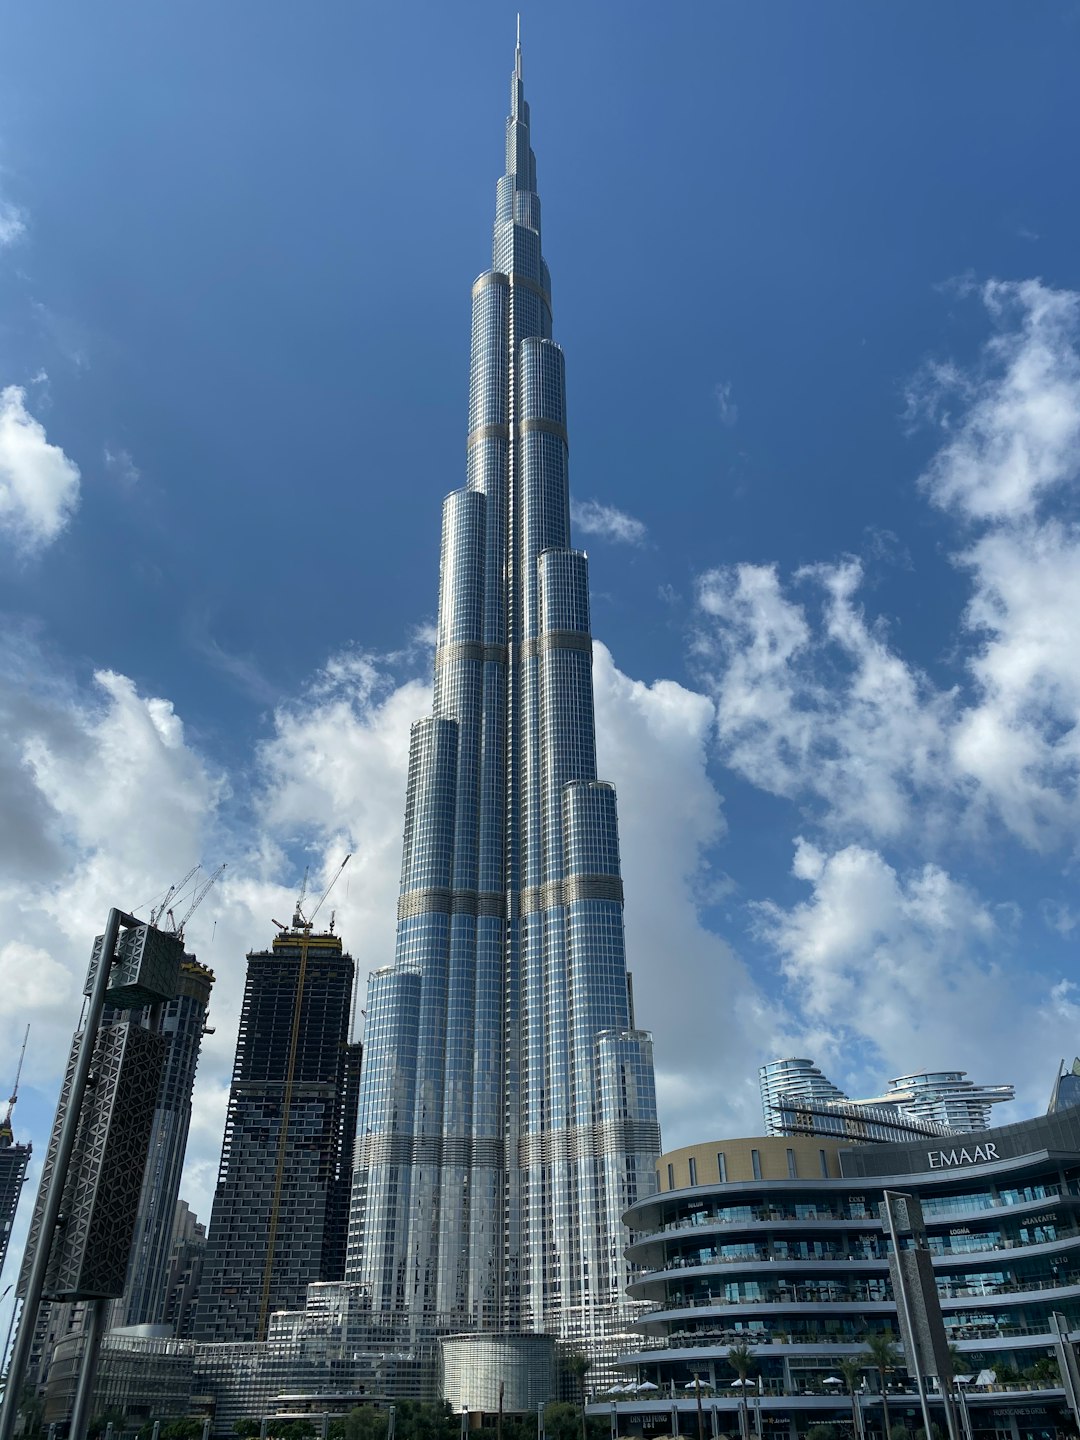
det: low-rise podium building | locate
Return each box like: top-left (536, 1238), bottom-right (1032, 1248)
top-left (600, 1110), bottom-right (1080, 1440)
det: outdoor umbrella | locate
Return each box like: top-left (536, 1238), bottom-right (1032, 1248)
top-left (637, 1382), bottom-right (660, 1393)
top-left (731, 1380), bottom-right (754, 1388)
top-left (823, 1378), bottom-right (844, 1387)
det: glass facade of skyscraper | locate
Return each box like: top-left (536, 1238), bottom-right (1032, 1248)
top-left (347, 36), bottom-right (661, 1360)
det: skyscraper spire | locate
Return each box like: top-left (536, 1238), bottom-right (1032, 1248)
top-left (347, 37), bottom-right (660, 1366)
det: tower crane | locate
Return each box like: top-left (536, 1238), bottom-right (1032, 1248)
top-left (291, 866), bottom-right (310, 928)
top-left (2, 1025), bottom-right (29, 1137)
top-left (276, 854), bottom-right (352, 934)
top-left (150, 864), bottom-right (201, 929)
top-left (166, 863), bottom-right (226, 941)
top-left (307, 853), bottom-right (351, 927)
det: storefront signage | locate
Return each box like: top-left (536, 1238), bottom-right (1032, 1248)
top-left (927, 1143), bottom-right (999, 1169)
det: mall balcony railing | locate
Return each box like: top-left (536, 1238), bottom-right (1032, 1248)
top-left (624, 1319), bottom-right (1080, 1350)
top-left (653, 1224), bottom-right (1080, 1271)
top-left (653, 1186), bottom-right (1068, 1236)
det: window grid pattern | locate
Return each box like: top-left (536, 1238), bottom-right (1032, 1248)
top-left (195, 936), bottom-right (359, 1345)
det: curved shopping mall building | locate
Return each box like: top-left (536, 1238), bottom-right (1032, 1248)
top-left (595, 1108), bottom-right (1080, 1440)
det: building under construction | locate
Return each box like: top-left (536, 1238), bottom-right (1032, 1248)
top-left (120, 957), bottom-right (215, 1328)
top-left (193, 908), bottom-right (361, 1344)
top-left (0, 1070), bottom-right (31, 1283)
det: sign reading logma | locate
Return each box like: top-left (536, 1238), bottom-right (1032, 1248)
top-left (927, 1142), bottom-right (999, 1169)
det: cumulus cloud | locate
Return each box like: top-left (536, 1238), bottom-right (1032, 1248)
top-left (912, 279), bottom-right (1080, 521)
top-left (755, 840), bottom-right (995, 1055)
top-left (696, 558), bottom-right (955, 841)
top-left (0, 385), bottom-right (81, 553)
top-left (695, 277), bottom-right (1080, 854)
top-left (571, 497), bottom-right (648, 546)
top-left (754, 837), bottom-right (1079, 1115)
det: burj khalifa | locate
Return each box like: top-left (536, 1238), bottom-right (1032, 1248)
top-left (347, 33), bottom-right (660, 1359)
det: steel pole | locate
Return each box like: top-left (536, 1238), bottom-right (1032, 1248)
top-left (69, 1297), bottom-right (108, 1440)
top-left (954, 1385), bottom-right (972, 1440)
top-left (882, 1195), bottom-right (935, 1440)
top-left (1051, 1312), bottom-right (1080, 1434)
top-left (0, 909), bottom-right (126, 1440)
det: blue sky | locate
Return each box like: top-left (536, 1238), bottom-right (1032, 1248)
top-left (2, 0), bottom-right (1080, 1314)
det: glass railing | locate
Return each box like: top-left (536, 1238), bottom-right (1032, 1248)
top-left (660, 1206), bottom-right (877, 1233)
top-left (657, 1285), bottom-right (893, 1311)
top-left (922, 1184), bottom-right (1061, 1218)
top-left (659, 1250), bottom-right (888, 1270)
top-left (655, 1226), bottom-right (1080, 1277)
top-left (627, 1319), bottom-right (1075, 1351)
top-left (656, 1185), bottom-right (1068, 1238)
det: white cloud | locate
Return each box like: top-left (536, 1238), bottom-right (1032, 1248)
top-left (0, 198), bottom-right (26, 248)
top-left (714, 380), bottom-right (738, 427)
top-left (695, 278), bottom-right (1080, 855)
top-left (913, 280), bottom-right (1080, 522)
top-left (1040, 899), bottom-right (1079, 936)
top-left (754, 838), bottom-right (1077, 1113)
top-left (571, 497), bottom-right (648, 546)
top-left (696, 558), bottom-right (955, 842)
top-left (0, 385), bottom-right (81, 553)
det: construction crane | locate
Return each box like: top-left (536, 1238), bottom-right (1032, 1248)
top-left (307, 853), bottom-right (351, 926)
top-left (287, 854), bottom-right (351, 932)
top-left (291, 866), bottom-right (310, 928)
top-left (2, 1025), bottom-right (29, 1137)
top-left (166, 863), bottom-right (226, 941)
top-left (150, 864), bottom-right (201, 929)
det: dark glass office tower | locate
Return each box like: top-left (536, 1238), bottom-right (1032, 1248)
top-left (194, 924), bottom-right (361, 1343)
top-left (121, 958), bottom-right (215, 1327)
top-left (347, 36), bottom-right (661, 1358)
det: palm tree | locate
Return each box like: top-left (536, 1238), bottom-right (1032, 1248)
top-left (862, 1335), bottom-right (901, 1440)
top-left (566, 1352), bottom-right (592, 1440)
top-left (727, 1342), bottom-right (756, 1440)
top-left (947, 1345), bottom-right (970, 1378)
top-left (839, 1358), bottom-right (863, 1440)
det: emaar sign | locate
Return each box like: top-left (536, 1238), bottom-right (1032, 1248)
top-left (927, 1142), bottom-right (999, 1169)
